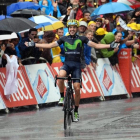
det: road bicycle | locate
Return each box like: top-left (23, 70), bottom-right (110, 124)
top-left (55, 75), bottom-right (82, 130)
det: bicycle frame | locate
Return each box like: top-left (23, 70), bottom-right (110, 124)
top-left (55, 75), bottom-right (82, 129)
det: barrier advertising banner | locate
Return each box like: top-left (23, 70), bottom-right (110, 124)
top-left (118, 49), bottom-right (132, 97)
top-left (131, 59), bottom-right (140, 92)
top-left (0, 67), bottom-right (37, 108)
top-left (96, 58), bottom-right (128, 96)
top-left (25, 63), bottom-right (60, 104)
top-left (51, 62), bottom-right (103, 99)
top-left (0, 95), bottom-right (6, 110)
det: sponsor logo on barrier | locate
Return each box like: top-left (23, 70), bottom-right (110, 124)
top-left (102, 69), bottom-right (113, 90)
top-left (120, 51), bottom-right (127, 56)
top-left (119, 50), bottom-right (130, 59)
top-left (36, 75), bottom-right (47, 98)
top-left (25, 63), bottom-right (60, 104)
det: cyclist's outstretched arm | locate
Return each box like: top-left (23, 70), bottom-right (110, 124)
top-left (88, 41), bottom-right (119, 49)
top-left (25, 42), bottom-right (58, 48)
top-left (88, 41), bottom-right (110, 49)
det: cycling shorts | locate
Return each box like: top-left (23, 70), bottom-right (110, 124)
top-left (60, 61), bottom-right (81, 83)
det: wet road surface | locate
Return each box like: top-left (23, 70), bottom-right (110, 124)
top-left (0, 97), bottom-right (140, 140)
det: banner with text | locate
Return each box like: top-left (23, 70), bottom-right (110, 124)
top-left (25, 63), bottom-right (60, 104)
top-left (95, 58), bottom-right (128, 96)
top-left (118, 49), bottom-right (132, 97)
top-left (0, 67), bottom-right (37, 108)
top-left (51, 63), bottom-right (103, 98)
top-left (0, 95), bottom-right (6, 110)
top-left (131, 58), bottom-right (140, 92)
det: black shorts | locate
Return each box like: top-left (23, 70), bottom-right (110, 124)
top-left (60, 61), bottom-right (81, 83)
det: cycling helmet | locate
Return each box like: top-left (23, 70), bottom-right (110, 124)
top-left (67, 19), bottom-right (79, 27)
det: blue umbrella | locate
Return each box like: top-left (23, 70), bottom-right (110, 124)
top-left (7, 2), bottom-right (41, 16)
top-left (91, 2), bottom-right (133, 16)
top-left (0, 15), bottom-right (12, 20)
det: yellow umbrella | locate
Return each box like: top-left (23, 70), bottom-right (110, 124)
top-left (42, 21), bottom-right (64, 31)
top-left (29, 15), bottom-right (64, 31)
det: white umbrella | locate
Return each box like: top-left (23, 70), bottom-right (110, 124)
top-left (0, 32), bottom-right (18, 41)
top-left (117, 0), bottom-right (132, 6)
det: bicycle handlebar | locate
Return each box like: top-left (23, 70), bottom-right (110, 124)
top-left (54, 75), bottom-right (82, 88)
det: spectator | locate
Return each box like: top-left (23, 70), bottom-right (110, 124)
top-left (84, 30), bottom-right (98, 70)
top-left (52, 34), bottom-right (62, 63)
top-left (75, 0), bottom-right (85, 20)
top-left (113, 15), bottom-right (124, 27)
top-left (131, 7), bottom-right (140, 24)
top-left (2, 39), bottom-right (17, 67)
top-left (78, 21), bottom-right (87, 36)
top-left (84, 0), bottom-right (95, 14)
top-left (94, 28), bottom-right (108, 57)
top-left (40, 31), bottom-right (55, 65)
top-left (56, 28), bottom-right (65, 62)
top-left (83, 10), bottom-right (91, 23)
top-left (100, 31), bottom-right (119, 68)
top-left (11, 36), bottom-right (22, 66)
top-left (104, 14), bottom-right (115, 32)
top-left (69, 0), bottom-right (85, 20)
top-left (56, 28), bottom-right (64, 38)
top-left (112, 22), bottom-right (126, 38)
top-left (39, 0), bottom-right (61, 18)
top-left (98, 0), bottom-right (109, 6)
top-left (83, 30), bottom-right (93, 68)
top-left (19, 28), bottom-right (42, 65)
top-left (87, 21), bottom-right (97, 33)
top-left (57, 0), bottom-right (67, 15)
top-left (95, 17), bottom-right (103, 29)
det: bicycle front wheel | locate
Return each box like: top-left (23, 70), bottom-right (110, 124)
top-left (64, 89), bottom-right (72, 130)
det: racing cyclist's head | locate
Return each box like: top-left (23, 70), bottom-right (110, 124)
top-left (67, 19), bottom-right (79, 36)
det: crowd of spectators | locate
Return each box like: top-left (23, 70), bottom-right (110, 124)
top-left (1, 0), bottom-right (140, 71)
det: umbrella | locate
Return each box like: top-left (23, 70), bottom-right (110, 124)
top-left (114, 0), bottom-right (132, 5)
top-left (91, 2), bottom-right (133, 16)
top-left (0, 32), bottom-right (18, 41)
top-left (10, 9), bottom-right (46, 18)
top-left (0, 17), bottom-right (37, 33)
top-left (7, 2), bottom-right (41, 16)
top-left (0, 31), bottom-right (12, 35)
top-left (29, 15), bottom-right (64, 30)
top-left (114, 0), bottom-right (140, 9)
top-left (0, 15), bottom-right (12, 20)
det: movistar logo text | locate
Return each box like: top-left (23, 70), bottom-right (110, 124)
top-left (64, 39), bottom-right (82, 51)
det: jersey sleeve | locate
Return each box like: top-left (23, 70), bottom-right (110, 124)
top-left (80, 36), bottom-right (90, 44)
top-left (56, 36), bottom-right (65, 46)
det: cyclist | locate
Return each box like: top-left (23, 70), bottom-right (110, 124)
top-left (25, 19), bottom-right (118, 122)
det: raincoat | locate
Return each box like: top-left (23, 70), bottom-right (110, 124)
top-left (4, 54), bottom-right (19, 99)
top-left (39, 0), bottom-right (61, 18)
top-left (51, 46), bottom-right (61, 63)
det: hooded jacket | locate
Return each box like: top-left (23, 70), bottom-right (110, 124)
top-left (100, 32), bottom-right (115, 58)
